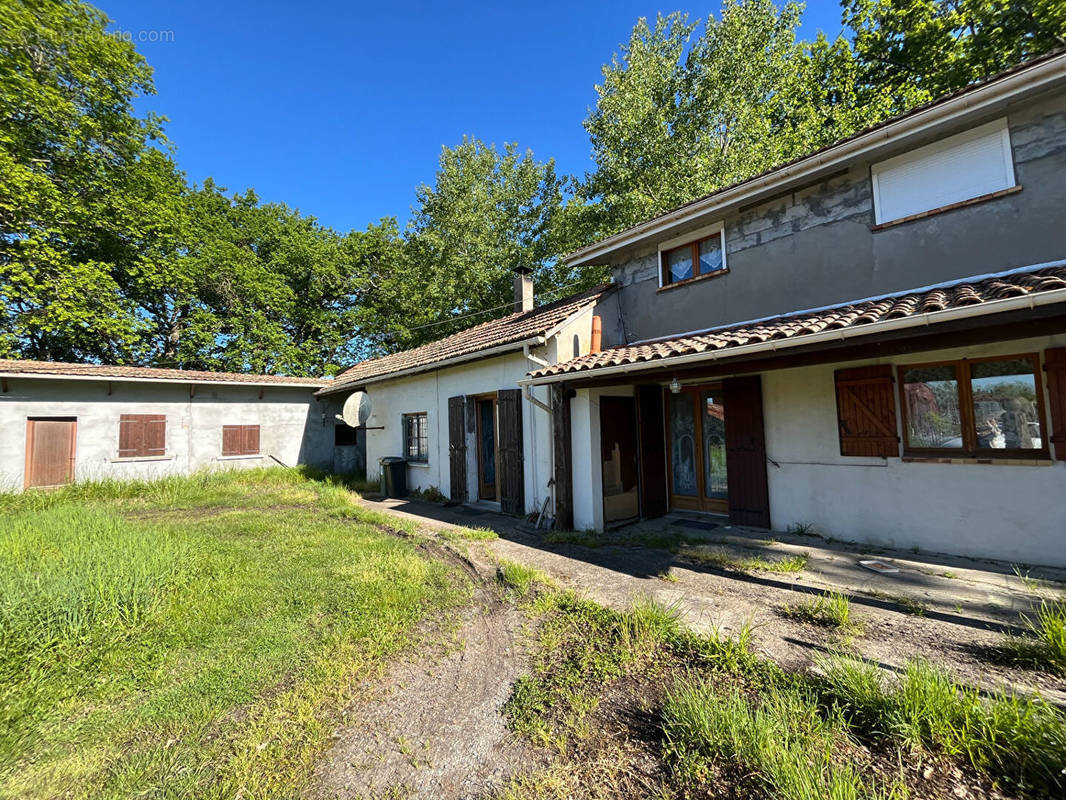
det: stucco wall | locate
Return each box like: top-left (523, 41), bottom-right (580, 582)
top-left (569, 334), bottom-right (1066, 566)
top-left (608, 91), bottom-right (1066, 344)
top-left (360, 349), bottom-right (554, 514)
top-left (0, 378), bottom-right (335, 490)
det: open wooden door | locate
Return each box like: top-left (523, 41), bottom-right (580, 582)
top-left (25, 418), bottom-right (77, 489)
top-left (600, 396), bottom-right (639, 525)
top-left (447, 395), bottom-right (466, 503)
top-left (497, 389), bottom-right (525, 515)
top-left (722, 376), bottom-right (770, 528)
top-left (635, 385), bottom-right (667, 520)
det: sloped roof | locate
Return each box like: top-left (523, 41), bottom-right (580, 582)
top-left (0, 359), bottom-right (328, 387)
top-left (528, 264), bottom-right (1066, 381)
top-left (319, 283), bottom-right (615, 394)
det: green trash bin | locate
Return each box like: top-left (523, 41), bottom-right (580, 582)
top-left (378, 457), bottom-right (407, 498)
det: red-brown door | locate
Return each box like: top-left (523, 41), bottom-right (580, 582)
top-left (722, 376), bottom-right (771, 528)
top-left (25, 418), bottom-right (77, 489)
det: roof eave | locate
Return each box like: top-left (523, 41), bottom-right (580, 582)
top-left (521, 288), bottom-right (1066, 386)
top-left (0, 371), bottom-right (327, 389)
top-left (566, 52), bottom-right (1066, 268)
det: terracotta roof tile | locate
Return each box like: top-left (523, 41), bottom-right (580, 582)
top-left (320, 283), bottom-right (615, 394)
top-left (530, 265), bottom-right (1066, 380)
top-left (0, 360), bottom-right (328, 387)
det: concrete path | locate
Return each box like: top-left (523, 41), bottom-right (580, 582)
top-left (362, 497), bottom-right (1066, 704)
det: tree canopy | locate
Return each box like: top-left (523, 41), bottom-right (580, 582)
top-left (1, 0), bottom-right (1063, 374)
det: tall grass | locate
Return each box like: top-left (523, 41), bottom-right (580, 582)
top-left (663, 678), bottom-right (900, 799)
top-left (0, 469), bottom-right (469, 799)
top-left (784, 591), bottom-right (862, 632)
top-left (818, 655), bottom-right (1066, 796)
top-left (1003, 600), bottom-right (1066, 676)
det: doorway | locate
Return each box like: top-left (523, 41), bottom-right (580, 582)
top-left (600, 396), bottom-right (639, 525)
top-left (25, 417), bottom-right (77, 489)
top-left (475, 395), bottom-right (499, 502)
top-left (665, 385), bottom-right (728, 513)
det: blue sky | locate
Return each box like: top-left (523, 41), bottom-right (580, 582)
top-left (99, 0), bottom-right (845, 234)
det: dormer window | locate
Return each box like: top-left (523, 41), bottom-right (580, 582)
top-left (658, 223), bottom-right (727, 288)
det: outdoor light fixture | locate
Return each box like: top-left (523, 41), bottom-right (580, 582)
top-left (669, 377), bottom-right (682, 394)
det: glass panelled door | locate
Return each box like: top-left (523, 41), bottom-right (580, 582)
top-left (666, 385), bottom-right (728, 512)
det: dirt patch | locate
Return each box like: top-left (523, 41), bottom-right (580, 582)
top-left (310, 585), bottom-right (537, 799)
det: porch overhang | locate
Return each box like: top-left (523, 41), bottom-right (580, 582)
top-left (521, 263), bottom-right (1066, 389)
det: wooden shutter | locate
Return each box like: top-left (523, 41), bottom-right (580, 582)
top-left (552, 383), bottom-right (573, 530)
top-left (723, 375), bottom-right (771, 529)
top-left (118, 414), bottom-right (144, 457)
top-left (447, 395), bottom-right (467, 503)
top-left (834, 365), bottom-right (899, 457)
top-left (1046, 348), bottom-right (1066, 461)
top-left (636, 384), bottom-right (668, 519)
top-left (144, 415), bottom-right (166, 457)
top-left (222, 425), bottom-right (242, 456)
top-left (242, 425), bottom-right (260, 455)
top-left (496, 389), bottom-right (524, 515)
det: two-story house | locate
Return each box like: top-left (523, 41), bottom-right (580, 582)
top-left (524, 50), bottom-right (1066, 566)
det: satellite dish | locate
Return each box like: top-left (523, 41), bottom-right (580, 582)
top-left (340, 391), bottom-right (372, 427)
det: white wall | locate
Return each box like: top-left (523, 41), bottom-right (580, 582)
top-left (361, 349), bottom-right (554, 514)
top-left (569, 334), bottom-right (1066, 566)
top-left (0, 378), bottom-right (335, 490)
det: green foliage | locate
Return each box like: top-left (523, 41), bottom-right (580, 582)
top-left (679, 544), bottom-right (809, 573)
top-left (784, 590), bottom-right (863, 632)
top-left (1003, 599), bottom-right (1066, 675)
top-left (0, 468), bottom-right (470, 798)
top-left (818, 655), bottom-right (1066, 795)
top-left (496, 559), bottom-right (554, 596)
top-left (662, 678), bottom-right (898, 799)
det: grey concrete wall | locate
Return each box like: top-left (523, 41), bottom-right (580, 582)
top-left (0, 377), bottom-right (338, 490)
top-left (610, 91), bottom-right (1066, 344)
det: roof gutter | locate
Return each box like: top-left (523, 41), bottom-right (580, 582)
top-left (0, 372), bottom-right (327, 389)
top-left (566, 53), bottom-right (1066, 267)
top-left (520, 288), bottom-right (1066, 386)
top-left (318, 336), bottom-right (547, 395)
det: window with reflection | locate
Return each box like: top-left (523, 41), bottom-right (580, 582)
top-left (899, 354), bottom-right (1047, 457)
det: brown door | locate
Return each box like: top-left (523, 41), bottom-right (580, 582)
top-left (447, 395), bottom-right (466, 502)
top-left (475, 396), bottom-right (499, 501)
top-left (497, 389), bottom-right (525, 515)
top-left (600, 396), bottom-right (639, 524)
top-left (723, 375), bottom-right (771, 528)
top-left (636, 385), bottom-right (668, 520)
top-left (25, 418), bottom-right (77, 489)
top-left (665, 384), bottom-right (729, 513)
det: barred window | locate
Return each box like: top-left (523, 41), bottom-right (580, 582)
top-left (403, 413), bottom-right (428, 463)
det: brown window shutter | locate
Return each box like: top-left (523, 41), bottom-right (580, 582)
top-left (144, 415), bottom-right (167, 457)
top-left (1045, 348), bottom-right (1066, 461)
top-left (222, 425), bottom-right (242, 456)
top-left (835, 365), bottom-right (899, 457)
top-left (118, 414), bottom-right (143, 457)
top-left (242, 425), bottom-right (260, 455)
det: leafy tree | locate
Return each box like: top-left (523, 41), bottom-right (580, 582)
top-left (0, 0), bottom-right (166, 361)
top-left (393, 137), bottom-right (605, 350)
top-left (845, 0), bottom-right (1066, 108)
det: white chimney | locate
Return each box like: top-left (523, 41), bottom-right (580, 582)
top-left (513, 267), bottom-right (534, 313)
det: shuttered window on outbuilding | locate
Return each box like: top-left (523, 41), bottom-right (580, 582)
top-left (118, 414), bottom-right (166, 458)
top-left (222, 424), bottom-right (260, 456)
top-left (834, 365), bottom-right (900, 457)
top-left (1045, 348), bottom-right (1066, 461)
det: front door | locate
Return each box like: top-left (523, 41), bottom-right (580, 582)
top-left (476, 396), bottom-right (499, 501)
top-left (600, 396), bottom-right (639, 525)
top-left (25, 417), bottom-right (77, 489)
top-left (666, 385), bottom-right (728, 513)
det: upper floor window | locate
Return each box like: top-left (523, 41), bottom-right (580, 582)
top-left (898, 354), bottom-right (1047, 457)
top-left (403, 412), bottom-right (428, 463)
top-left (658, 224), bottom-right (727, 288)
top-left (871, 118), bottom-right (1016, 225)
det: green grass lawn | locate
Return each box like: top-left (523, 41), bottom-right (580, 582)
top-left (0, 468), bottom-right (471, 799)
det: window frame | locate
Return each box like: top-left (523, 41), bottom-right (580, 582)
top-left (657, 223), bottom-right (728, 288)
top-left (118, 413), bottom-right (167, 459)
top-left (871, 118), bottom-right (1016, 226)
top-left (402, 412), bottom-right (429, 464)
top-left (897, 353), bottom-right (1049, 459)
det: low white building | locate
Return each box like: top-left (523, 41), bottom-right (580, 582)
top-left (0, 361), bottom-right (341, 490)
top-left (318, 274), bottom-right (617, 518)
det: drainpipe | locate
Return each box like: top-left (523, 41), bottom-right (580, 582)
top-left (523, 343), bottom-right (554, 521)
